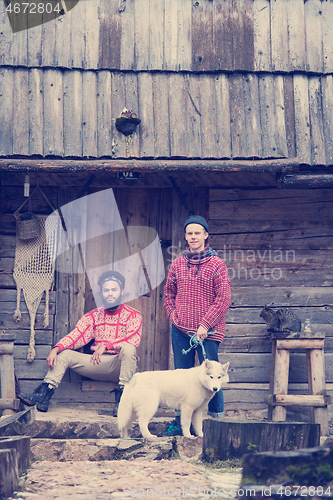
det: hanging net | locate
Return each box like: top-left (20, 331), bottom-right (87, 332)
top-left (13, 214), bottom-right (58, 362)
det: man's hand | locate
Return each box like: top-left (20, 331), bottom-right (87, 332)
top-left (46, 347), bottom-right (60, 369)
top-left (90, 343), bottom-right (107, 365)
top-left (196, 325), bottom-right (208, 341)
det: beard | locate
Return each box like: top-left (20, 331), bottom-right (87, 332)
top-left (102, 295), bottom-right (122, 310)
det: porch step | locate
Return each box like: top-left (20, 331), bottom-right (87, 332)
top-left (29, 409), bottom-right (174, 439)
top-left (30, 436), bottom-right (204, 462)
top-left (27, 408), bottom-right (204, 462)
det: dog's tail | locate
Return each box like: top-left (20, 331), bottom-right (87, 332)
top-left (117, 379), bottom-right (135, 436)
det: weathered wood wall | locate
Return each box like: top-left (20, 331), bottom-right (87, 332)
top-left (1, 172), bottom-right (333, 414)
top-left (211, 187), bottom-right (333, 413)
top-left (1, 0), bottom-right (333, 74)
top-left (1, 67), bottom-right (333, 165)
top-left (0, 172), bottom-right (194, 407)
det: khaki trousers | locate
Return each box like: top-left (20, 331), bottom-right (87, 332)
top-left (44, 343), bottom-right (137, 388)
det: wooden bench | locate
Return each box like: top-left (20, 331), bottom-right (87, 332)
top-left (268, 335), bottom-right (330, 436)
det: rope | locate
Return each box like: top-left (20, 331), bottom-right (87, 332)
top-left (27, 311), bottom-right (36, 363)
top-left (182, 330), bottom-right (216, 360)
top-left (13, 287), bottom-right (22, 322)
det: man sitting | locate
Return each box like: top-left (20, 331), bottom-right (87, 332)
top-left (18, 270), bottom-right (142, 416)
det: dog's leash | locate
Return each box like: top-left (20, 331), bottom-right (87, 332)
top-left (182, 330), bottom-right (216, 360)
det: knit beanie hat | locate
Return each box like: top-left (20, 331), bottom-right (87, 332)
top-left (183, 215), bottom-right (209, 233)
top-left (97, 270), bottom-right (125, 290)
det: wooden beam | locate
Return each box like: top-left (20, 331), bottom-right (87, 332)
top-left (0, 399), bottom-right (20, 411)
top-left (0, 157), bottom-right (299, 173)
top-left (272, 347), bottom-right (289, 421)
top-left (278, 174), bottom-right (333, 188)
top-left (268, 394), bottom-right (330, 407)
top-left (276, 339), bottom-right (325, 350)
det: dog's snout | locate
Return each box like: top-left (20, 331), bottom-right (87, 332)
top-left (213, 387), bottom-right (218, 392)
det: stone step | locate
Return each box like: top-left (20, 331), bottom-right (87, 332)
top-left (30, 436), bottom-right (204, 462)
top-left (30, 413), bottom-right (173, 439)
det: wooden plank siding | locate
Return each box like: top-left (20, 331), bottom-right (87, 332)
top-left (2, 67), bottom-right (333, 165)
top-left (0, 177), bottom-right (173, 404)
top-left (1, 173), bottom-right (333, 413)
top-left (1, 0), bottom-right (333, 73)
top-left (210, 186), bottom-right (333, 411)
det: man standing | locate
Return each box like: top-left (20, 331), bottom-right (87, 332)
top-left (19, 270), bottom-right (142, 416)
top-left (164, 215), bottom-right (231, 435)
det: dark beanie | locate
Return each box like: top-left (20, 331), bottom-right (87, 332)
top-left (183, 215), bottom-right (209, 233)
top-left (97, 270), bottom-right (125, 290)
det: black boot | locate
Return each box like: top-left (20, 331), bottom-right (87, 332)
top-left (112, 386), bottom-right (124, 417)
top-left (18, 382), bottom-right (55, 412)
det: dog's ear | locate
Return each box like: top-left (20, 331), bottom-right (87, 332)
top-left (223, 361), bottom-right (230, 371)
top-left (204, 359), bottom-right (212, 368)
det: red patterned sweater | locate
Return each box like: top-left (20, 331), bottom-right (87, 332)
top-left (55, 304), bottom-right (142, 354)
top-left (164, 250), bottom-right (231, 342)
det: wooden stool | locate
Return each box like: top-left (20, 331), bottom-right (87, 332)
top-left (268, 335), bottom-right (330, 436)
top-left (0, 332), bottom-right (20, 416)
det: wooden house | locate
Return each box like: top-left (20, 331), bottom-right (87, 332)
top-left (0, 0), bottom-right (333, 419)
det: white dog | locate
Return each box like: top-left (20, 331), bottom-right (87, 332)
top-left (117, 359), bottom-right (229, 440)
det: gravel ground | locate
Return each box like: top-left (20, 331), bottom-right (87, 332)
top-left (11, 459), bottom-right (242, 500)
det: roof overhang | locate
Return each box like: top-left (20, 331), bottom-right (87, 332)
top-left (0, 157), bottom-right (299, 173)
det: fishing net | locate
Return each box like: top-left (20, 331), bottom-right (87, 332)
top-left (13, 188), bottom-right (58, 362)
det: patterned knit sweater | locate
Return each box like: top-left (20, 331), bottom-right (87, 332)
top-left (164, 247), bottom-right (231, 342)
top-left (55, 303), bottom-right (142, 354)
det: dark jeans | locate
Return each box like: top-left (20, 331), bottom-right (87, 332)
top-left (171, 324), bottom-right (224, 417)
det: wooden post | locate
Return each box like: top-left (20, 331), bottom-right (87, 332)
top-left (268, 340), bottom-right (277, 420)
top-left (0, 448), bottom-right (19, 497)
top-left (272, 347), bottom-right (290, 421)
top-left (308, 348), bottom-right (329, 436)
top-left (0, 437), bottom-right (30, 471)
top-left (0, 333), bottom-right (17, 416)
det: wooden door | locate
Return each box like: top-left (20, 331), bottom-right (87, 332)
top-left (83, 187), bottom-right (172, 372)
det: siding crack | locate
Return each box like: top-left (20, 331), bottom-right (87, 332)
top-left (184, 75), bottom-right (201, 117)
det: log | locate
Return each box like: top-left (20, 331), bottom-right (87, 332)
top-left (278, 174), bottom-right (333, 189)
top-left (241, 439), bottom-right (333, 491)
top-left (0, 448), bottom-right (18, 498)
top-left (0, 157), bottom-right (299, 173)
top-left (202, 420), bottom-right (320, 461)
top-left (0, 436), bottom-right (30, 471)
top-left (0, 408), bottom-right (36, 437)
